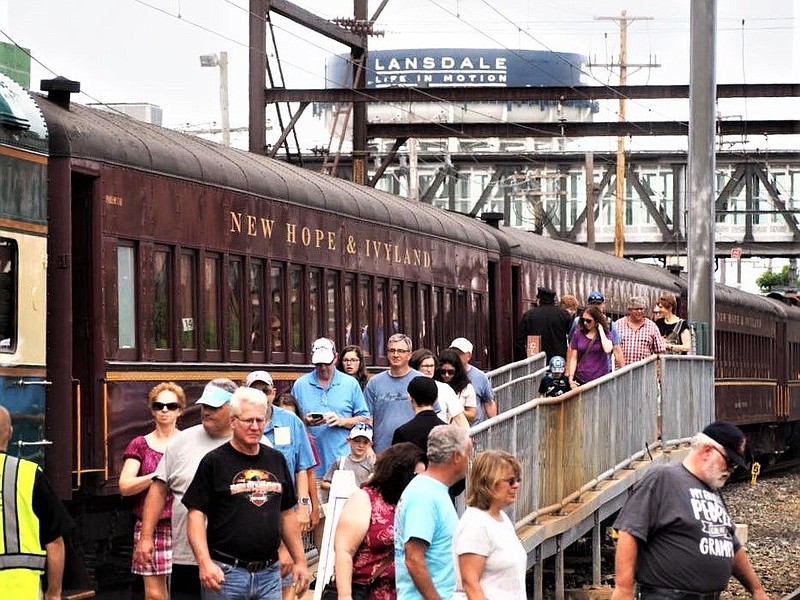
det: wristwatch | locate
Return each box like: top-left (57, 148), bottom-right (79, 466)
top-left (298, 497), bottom-right (312, 506)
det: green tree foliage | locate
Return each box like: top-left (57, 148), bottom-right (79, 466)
top-left (755, 265), bottom-right (799, 292)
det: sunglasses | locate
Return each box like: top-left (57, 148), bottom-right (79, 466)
top-left (500, 476), bottom-right (522, 485)
top-left (439, 368), bottom-right (456, 376)
top-left (711, 446), bottom-right (738, 470)
top-left (152, 402), bottom-right (181, 411)
top-left (353, 422), bottom-right (373, 432)
top-left (580, 318), bottom-right (595, 324)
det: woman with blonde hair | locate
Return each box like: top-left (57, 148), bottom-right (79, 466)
top-left (120, 382), bottom-right (185, 600)
top-left (656, 293), bottom-right (691, 354)
top-left (452, 450), bottom-right (526, 599)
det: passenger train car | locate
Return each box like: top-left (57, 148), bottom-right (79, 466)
top-left (0, 74), bottom-right (798, 586)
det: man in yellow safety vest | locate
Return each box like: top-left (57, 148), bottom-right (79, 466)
top-left (0, 405), bottom-right (73, 599)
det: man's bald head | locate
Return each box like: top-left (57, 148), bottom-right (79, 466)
top-left (0, 406), bottom-right (12, 451)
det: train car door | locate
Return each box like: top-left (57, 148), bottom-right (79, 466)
top-left (71, 172), bottom-right (104, 489)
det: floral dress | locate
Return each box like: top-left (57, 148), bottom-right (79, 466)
top-left (351, 486), bottom-right (396, 600)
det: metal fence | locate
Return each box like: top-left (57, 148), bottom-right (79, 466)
top-left (476, 354), bottom-right (715, 528)
top-left (486, 352), bottom-right (547, 414)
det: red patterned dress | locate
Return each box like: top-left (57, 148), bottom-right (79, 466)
top-left (351, 486), bottom-right (397, 600)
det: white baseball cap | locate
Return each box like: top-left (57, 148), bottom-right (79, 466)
top-left (449, 337), bottom-right (473, 354)
top-left (244, 370), bottom-right (273, 388)
top-left (311, 338), bottom-right (336, 364)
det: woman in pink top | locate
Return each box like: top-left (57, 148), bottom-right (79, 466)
top-left (120, 382), bottom-right (184, 600)
top-left (331, 443), bottom-right (425, 600)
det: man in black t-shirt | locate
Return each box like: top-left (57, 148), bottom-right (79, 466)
top-left (612, 421), bottom-right (768, 600)
top-left (184, 388), bottom-right (309, 599)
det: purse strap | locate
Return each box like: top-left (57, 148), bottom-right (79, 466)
top-left (369, 553), bottom-right (394, 583)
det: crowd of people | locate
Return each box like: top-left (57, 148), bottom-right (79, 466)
top-left (109, 333), bottom-right (502, 600)
top-left (516, 288), bottom-right (693, 398)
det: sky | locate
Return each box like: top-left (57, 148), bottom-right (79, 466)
top-left (2, 0), bottom-right (798, 152)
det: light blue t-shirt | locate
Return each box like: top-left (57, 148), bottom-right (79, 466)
top-left (292, 369), bottom-right (369, 477)
top-left (467, 366), bottom-right (494, 424)
top-left (394, 473), bottom-right (458, 600)
top-left (364, 369), bottom-right (423, 453)
top-left (260, 405), bottom-right (315, 481)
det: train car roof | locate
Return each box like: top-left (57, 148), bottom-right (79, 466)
top-left (496, 225), bottom-right (685, 292)
top-left (36, 95), bottom-right (500, 254)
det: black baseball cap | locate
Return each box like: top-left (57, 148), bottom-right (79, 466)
top-left (703, 420), bottom-right (748, 468)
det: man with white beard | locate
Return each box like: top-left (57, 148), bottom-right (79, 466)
top-left (612, 421), bottom-right (768, 600)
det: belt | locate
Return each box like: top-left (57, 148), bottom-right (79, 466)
top-left (210, 549), bottom-right (278, 573)
top-left (638, 584), bottom-right (721, 600)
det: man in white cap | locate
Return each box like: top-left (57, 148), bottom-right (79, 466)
top-left (133, 378), bottom-right (236, 600)
top-left (449, 337), bottom-right (496, 424)
top-left (291, 338), bottom-right (370, 479)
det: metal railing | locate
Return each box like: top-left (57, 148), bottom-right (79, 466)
top-left (478, 354), bottom-right (715, 528)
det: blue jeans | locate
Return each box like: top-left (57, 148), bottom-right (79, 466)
top-left (202, 561), bottom-right (281, 600)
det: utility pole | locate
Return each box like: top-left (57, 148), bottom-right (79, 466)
top-left (590, 11), bottom-right (658, 257)
top-left (200, 51), bottom-right (230, 146)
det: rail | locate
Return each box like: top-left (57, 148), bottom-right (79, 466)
top-left (476, 354), bottom-right (715, 596)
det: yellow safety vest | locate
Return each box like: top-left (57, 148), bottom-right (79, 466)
top-left (0, 454), bottom-right (47, 598)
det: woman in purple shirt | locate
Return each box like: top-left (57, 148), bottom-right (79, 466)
top-left (567, 306), bottom-right (613, 388)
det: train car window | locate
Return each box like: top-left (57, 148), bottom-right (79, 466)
top-left (270, 264), bottom-right (284, 357)
top-left (432, 287), bottom-right (442, 353)
top-left (203, 255), bottom-right (221, 352)
top-left (179, 251), bottom-right (197, 354)
top-left (376, 279), bottom-right (388, 358)
top-left (249, 260), bottom-right (265, 354)
top-left (308, 268), bottom-right (321, 342)
top-left (444, 289), bottom-right (454, 346)
top-left (390, 282), bottom-right (402, 335)
top-left (153, 248), bottom-right (172, 351)
top-left (344, 274), bottom-right (356, 348)
top-left (418, 285), bottom-right (429, 350)
top-left (289, 267), bottom-right (303, 354)
top-left (115, 244), bottom-right (135, 351)
top-left (326, 271), bottom-right (339, 342)
top-left (456, 290), bottom-right (468, 342)
top-left (358, 279), bottom-right (372, 356)
top-left (404, 283), bottom-right (415, 342)
top-left (228, 258), bottom-right (244, 353)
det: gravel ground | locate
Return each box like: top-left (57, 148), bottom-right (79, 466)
top-left (721, 462), bottom-right (800, 599)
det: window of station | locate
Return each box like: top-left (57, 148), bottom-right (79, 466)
top-left (204, 255), bottom-right (221, 351)
top-left (326, 271), bottom-right (338, 341)
top-left (115, 244), bottom-right (136, 351)
top-left (249, 260), bottom-right (265, 354)
top-left (228, 258), bottom-right (243, 353)
top-left (153, 247), bottom-right (172, 351)
top-left (179, 250), bottom-right (197, 353)
top-left (289, 267), bottom-right (303, 354)
top-left (270, 264), bottom-right (284, 356)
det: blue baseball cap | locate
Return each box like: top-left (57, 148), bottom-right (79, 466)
top-left (196, 382), bottom-right (233, 408)
top-left (587, 291), bottom-right (605, 304)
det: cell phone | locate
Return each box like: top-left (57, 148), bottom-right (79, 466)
top-left (307, 412), bottom-right (324, 421)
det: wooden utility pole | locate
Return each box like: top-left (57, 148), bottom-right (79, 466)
top-left (590, 11), bottom-right (658, 257)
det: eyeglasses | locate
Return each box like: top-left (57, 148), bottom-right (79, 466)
top-left (152, 402), bottom-right (181, 411)
top-left (235, 416), bottom-right (267, 427)
top-left (628, 307), bottom-right (645, 312)
top-left (500, 476), bottom-right (522, 486)
top-left (439, 368), bottom-right (456, 376)
top-left (387, 348), bottom-right (410, 355)
top-left (342, 358), bottom-right (360, 363)
top-left (420, 362), bottom-right (436, 369)
top-left (580, 318), bottom-right (595, 324)
top-left (711, 445), bottom-right (738, 470)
